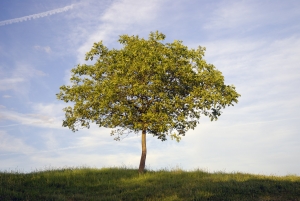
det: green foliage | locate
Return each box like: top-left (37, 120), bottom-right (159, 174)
top-left (1, 167), bottom-right (300, 201)
top-left (57, 31), bottom-right (240, 141)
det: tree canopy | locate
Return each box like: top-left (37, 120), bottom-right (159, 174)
top-left (57, 31), bottom-right (240, 173)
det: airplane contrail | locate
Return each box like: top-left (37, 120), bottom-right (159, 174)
top-left (0, 4), bottom-right (76, 26)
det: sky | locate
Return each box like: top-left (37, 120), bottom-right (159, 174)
top-left (0, 0), bottom-right (300, 176)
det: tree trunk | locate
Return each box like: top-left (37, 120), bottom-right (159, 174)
top-left (138, 129), bottom-right (147, 173)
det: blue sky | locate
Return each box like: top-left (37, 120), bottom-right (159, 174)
top-left (0, 0), bottom-right (300, 176)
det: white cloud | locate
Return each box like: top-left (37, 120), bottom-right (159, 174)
top-left (203, 1), bottom-right (261, 30)
top-left (76, 0), bottom-right (162, 63)
top-left (173, 30), bottom-right (300, 175)
top-left (12, 64), bottom-right (46, 78)
top-left (0, 130), bottom-right (35, 154)
top-left (0, 4), bottom-right (77, 26)
top-left (0, 110), bottom-right (58, 128)
top-left (203, 0), bottom-right (300, 31)
top-left (124, 114), bottom-right (299, 175)
top-left (202, 36), bottom-right (300, 86)
top-left (0, 103), bottom-right (66, 129)
top-left (0, 78), bottom-right (24, 91)
top-left (101, 1), bottom-right (159, 24)
top-left (2, 95), bottom-right (11, 98)
top-left (32, 103), bottom-right (66, 118)
top-left (0, 64), bottom-right (46, 92)
top-left (61, 0), bottom-right (163, 85)
top-left (34, 45), bottom-right (52, 53)
top-left (42, 131), bottom-right (60, 150)
top-left (27, 152), bottom-right (140, 172)
top-left (199, 36), bottom-right (300, 131)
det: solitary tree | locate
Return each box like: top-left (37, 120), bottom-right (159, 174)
top-left (57, 31), bottom-right (240, 173)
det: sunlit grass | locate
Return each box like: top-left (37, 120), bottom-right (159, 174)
top-left (1, 166), bottom-right (299, 200)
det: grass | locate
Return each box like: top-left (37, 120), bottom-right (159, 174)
top-left (0, 167), bottom-right (300, 201)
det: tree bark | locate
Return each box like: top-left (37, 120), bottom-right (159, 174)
top-left (138, 129), bottom-right (147, 173)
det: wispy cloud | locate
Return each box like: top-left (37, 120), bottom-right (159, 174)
top-left (2, 95), bottom-right (11, 98)
top-left (0, 145), bottom-right (89, 156)
top-left (0, 64), bottom-right (46, 92)
top-left (0, 4), bottom-right (76, 26)
top-left (0, 103), bottom-right (67, 129)
top-left (204, 1), bottom-right (259, 30)
top-left (61, 0), bottom-right (163, 84)
top-left (0, 78), bottom-right (24, 91)
top-left (34, 45), bottom-right (51, 53)
top-left (76, 0), bottom-right (162, 62)
top-left (0, 110), bottom-right (59, 128)
top-left (203, 1), bottom-right (300, 31)
top-left (0, 131), bottom-right (35, 154)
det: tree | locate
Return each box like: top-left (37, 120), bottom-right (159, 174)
top-left (56, 31), bottom-right (240, 173)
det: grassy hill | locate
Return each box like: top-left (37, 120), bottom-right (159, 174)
top-left (1, 167), bottom-right (299, 201)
